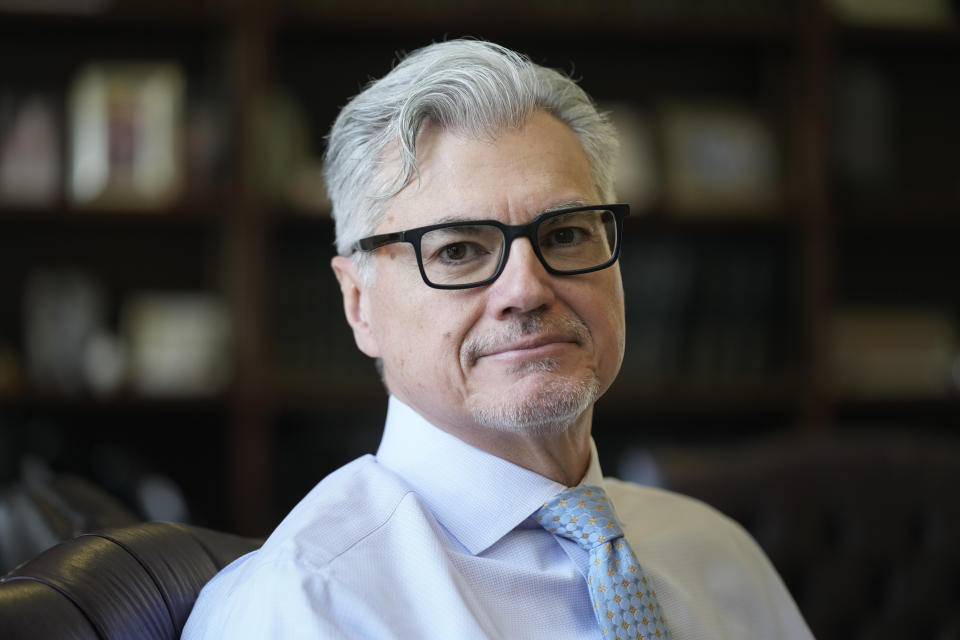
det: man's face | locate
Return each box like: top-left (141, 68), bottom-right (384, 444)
top-left (333, 110), bottom-right (625, 438)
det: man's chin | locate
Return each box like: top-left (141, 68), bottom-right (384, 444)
top-left (467, 373), bottom-right (600, 436)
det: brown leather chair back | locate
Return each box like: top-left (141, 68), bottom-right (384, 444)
top-left (644, 431), bottom-right (960, 640)
top-left (0, 522), bottom-right (261, 639)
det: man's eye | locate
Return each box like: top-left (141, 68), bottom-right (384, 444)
top-left (547, 227), bottom-right (586, 246)
top-left (434, 241), bottom-right (489, 264)
top-left (442, 243), bottom-right (468, 261)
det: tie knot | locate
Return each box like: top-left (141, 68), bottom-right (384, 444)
top-left (533, 485), bottom-right (624, 550)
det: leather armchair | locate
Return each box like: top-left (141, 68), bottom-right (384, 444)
top-left (0, 471), bottom-right (141, 573)
top-left (0, 521), bottom-right (261, 640)
top-left (634, 430), bottom-right (960, 640)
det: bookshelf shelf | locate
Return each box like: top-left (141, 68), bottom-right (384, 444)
top-left (838, 213), bottom-right (960, 233)
top-left (277, 10), bottom-right (794, 45)
top-left (601, 382), bottom-right (800, 417)
top-left (0, 5), bottom-right (233, 30)
top-left (836, 197), bottom-right (960, 225)
top-left (628, 209), bottom-right (797, 231)
top-left (271, 209), bottom-right (799, 233)
top-left (0, 203), bottom-right (229, 226)
top-left (834, 396), bottom-right (960, 425)
top-left (0, 389), bottom-right (231, 415)
top-left (838, 23), bottom-right (960, 49)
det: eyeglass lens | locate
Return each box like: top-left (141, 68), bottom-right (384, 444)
top-left (419, 208), bottom-right (616, 287)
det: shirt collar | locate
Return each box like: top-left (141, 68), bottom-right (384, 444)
top-left (376, 395), bottom-right (604, 555)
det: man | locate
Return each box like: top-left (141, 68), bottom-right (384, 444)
top-left (184, 39), bottom-right (812, 639)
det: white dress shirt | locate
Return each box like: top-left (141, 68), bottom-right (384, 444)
top-left (183, 396), bottom-right (813, 639)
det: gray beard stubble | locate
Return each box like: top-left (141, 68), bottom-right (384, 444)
top-left (464, 312), bottom-right (601, 435)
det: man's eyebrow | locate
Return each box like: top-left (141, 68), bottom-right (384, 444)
top-left (428, 201), bottom-right (588, 226)
top-left (543, 200), bottom-right (586, 213)
top-left (430, 214), bottom-right (484, 225)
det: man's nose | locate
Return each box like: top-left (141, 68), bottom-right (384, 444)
top-left (486, 238), bottom-right (556, 318)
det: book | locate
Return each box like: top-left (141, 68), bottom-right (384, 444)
top-left (0, 92), bottom-right (60, 207)
top-left (658, 101), bottom-right (781, 217)
top-left (831, 308), bottom-right (958, 398)
top-left (69, 62), bottom-right (185, 210)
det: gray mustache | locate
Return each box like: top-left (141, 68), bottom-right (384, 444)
top-left (463, 312), bottom-right (590, 366)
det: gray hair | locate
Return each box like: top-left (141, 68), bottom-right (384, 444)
top-left (323, 39), bottom-right (620, 262)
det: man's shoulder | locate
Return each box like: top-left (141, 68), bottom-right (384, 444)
top-left (603, 476), bottom-right (747, 540)
top-left (603, 478), bottom-right (813, 638)
top-left (603, 476), bottom-right (781, 588)
top-left (261, 453), bottom-right (414, 566)
top-left (183, 455), bottom-right (415, 638)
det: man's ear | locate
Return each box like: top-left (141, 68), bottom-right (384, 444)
top-left (331, 256), bottom-right (381, 359)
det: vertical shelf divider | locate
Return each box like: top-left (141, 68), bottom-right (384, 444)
top-left (793, 0), bottom-right (835, 430)
top-left (225, 0), bottom-right (275, 536)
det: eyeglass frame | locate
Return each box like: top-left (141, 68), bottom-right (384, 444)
top-left (351, 203), bottom-right (630, 290)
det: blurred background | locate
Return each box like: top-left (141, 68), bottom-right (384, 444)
top-left (0, 0), bottom-right (958, 637)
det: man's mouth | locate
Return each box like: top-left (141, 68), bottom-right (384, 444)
top-left (478, 334), bottom-right (578, 361)
top-left (464, 312), bottom-right (591, 367)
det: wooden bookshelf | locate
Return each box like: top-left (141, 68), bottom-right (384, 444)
top-left (1, 0), bottom-right (958, 536)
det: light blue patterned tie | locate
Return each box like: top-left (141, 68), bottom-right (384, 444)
top-left (534, 485), bottom-right (671, 640)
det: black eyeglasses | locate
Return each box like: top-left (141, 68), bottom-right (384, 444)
top-left (353, 204), bottom-right (629, 289)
